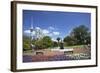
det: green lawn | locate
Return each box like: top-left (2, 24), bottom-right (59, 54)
top-left (64, 45), bottom-right (85, 49)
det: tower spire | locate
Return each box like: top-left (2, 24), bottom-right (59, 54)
top-left (30, 17), bottom-right (34, 50)
top-left (30, 17), bottom-right (33, 32)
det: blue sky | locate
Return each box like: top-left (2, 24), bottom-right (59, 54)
top-left (23, 10), bottom-right (91, 41)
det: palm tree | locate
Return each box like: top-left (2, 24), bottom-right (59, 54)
top-left (56, 37), bottom-right (60, 47)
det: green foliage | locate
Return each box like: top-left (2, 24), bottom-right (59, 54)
top-left (64, 25), bottom-right (91, 46)
top-left (64, 36), bottom-right (76, 46)
top-left (23, 36), bottom-right (53, 50)
top-left (23, 25), bottom-right (90, 50)
top-left (34, 39), bottom-right (44, 49)
top-left (52, 41), bottom-right (58, 47)
top-left (34, 36), bottom-right (53, 49)
top-left (72, 25), bottom-right (90, 45)
top-left (23, 36), bottom-right (30, 51)
top-left (42, 36), bottom-right (53, 48)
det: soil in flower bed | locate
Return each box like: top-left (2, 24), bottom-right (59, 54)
top-left (23, 55), bottom-right (33, 62)
top-left (23, 54), bottom-right (73, 62)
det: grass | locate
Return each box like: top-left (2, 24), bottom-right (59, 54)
top-left (64, 45), bottom-right (85, 49)
top-left (49, 45), bottom-right (85, 49)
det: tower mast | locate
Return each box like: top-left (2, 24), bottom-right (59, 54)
top-left (30, 17), bottom-right (34, 49)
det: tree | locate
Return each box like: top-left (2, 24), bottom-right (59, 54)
top-left (63, 36), bottom-right (76, 46)
top-left (34, 36), bottom-right (52, 49)
top-left (63, 25), bottom-right (90, 46)
top-left (71, 25), bottom-right (90, 45)
top-left (34, 39), bottom-right (44, 49)
top-left (42, 36), bottom-right (53, 48)
top-left (52, 41), bottom-right (58, 47)
top-left (23, 36), bottom-right (30, 51)
top-left (84, 32), bottom-right (91, 45)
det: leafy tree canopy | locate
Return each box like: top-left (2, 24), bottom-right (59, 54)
top-left (64, 25), bottom-right (90, 46)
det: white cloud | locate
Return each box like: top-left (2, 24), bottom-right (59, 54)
top-left (24, 27), bottom-right (60, 38)
top-left (42, 29), bottom-right (53, 37)
top-left (32, 31), bottom-right (35, 35)
top-left (52, 38), bottom-right (57, 42)
top-left (48, 33), bottom-right (53, 36)
top-left (42, 29), bottom-right (49, 34)
top-left (35, 27), bottom-right (41, 30)
top-left (53, 32), bottom-right (60, 35)
top-left (42, 30), bottom-right (60, 36)
top-left (49, 26), bottom-right (55, 30)
top-left (24, 30), bottom-right (35, 36)
top-left (24, 30), bottom-right (30, 34)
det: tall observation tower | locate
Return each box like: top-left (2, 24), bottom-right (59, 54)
top-left (30, 17), bottom-right (34, 50)
top-left (29, 17), bottom-right (44, 50)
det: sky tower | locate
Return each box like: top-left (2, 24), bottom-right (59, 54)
top-left (30, 17), bottom-right (34, 50)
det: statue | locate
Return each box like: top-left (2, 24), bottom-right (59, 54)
top-left (60, 40), bottom-right (64, 49)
